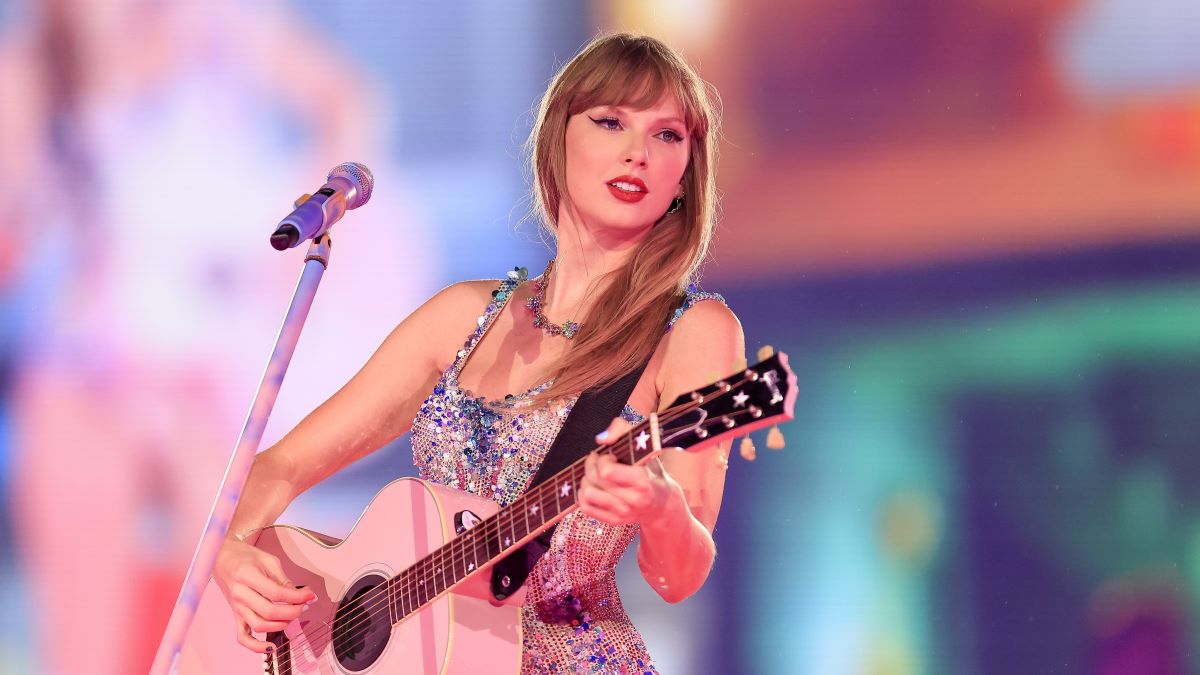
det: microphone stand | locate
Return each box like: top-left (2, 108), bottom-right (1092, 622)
top-left (150, 233), bottom-right (334, 674)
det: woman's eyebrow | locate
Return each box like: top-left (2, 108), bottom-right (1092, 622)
top-left (598, 105), bottom-right (685, 127)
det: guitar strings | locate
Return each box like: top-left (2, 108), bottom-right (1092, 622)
top-left (272, 452), bottom-right (565, 675)
top-left (275, 390), bottom-right (756, 658)
top-left (273, 379), bottom-right (759, 658)
top-left (268, 456), bottom-right (609, 673)
top-left (280, 392), bottom-right (753, 658)
top-left (273, 426), bottom-right (646, 655)
top-left (272, 366), bottom-right (779, 671)
top-left (273, 442), bottom-right (634, 657)
top-left (314, 418), bottom-right (756, 661)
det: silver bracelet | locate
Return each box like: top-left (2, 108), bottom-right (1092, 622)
top-left (233, 527), bottom-right (262, 543)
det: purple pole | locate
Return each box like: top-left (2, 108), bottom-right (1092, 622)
top-left (150, 234), bottom-right (333, 674)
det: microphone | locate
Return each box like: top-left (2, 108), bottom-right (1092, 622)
top-left (271, 162), bottom-right (374, 250)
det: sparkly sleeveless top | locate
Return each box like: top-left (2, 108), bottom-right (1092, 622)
top-left (411, 268), bottom-right (725, 674)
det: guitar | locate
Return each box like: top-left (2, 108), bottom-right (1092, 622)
top-left (178, 351), bottom-right (796, 674)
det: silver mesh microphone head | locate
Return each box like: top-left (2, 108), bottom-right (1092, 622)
top-left (328, 162), bottom-right (374, 209)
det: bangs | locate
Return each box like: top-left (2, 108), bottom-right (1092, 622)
top-left (566, 50), bottom-right (704, 136)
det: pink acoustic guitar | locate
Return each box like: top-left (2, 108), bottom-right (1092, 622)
top-left (178, 352), bottom-right (796, 674)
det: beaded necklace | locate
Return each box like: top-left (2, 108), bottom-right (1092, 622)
top-left (526, 260), bottom-right (583, 339)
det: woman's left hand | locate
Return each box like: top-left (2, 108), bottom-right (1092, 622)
top-left (577, 418), bottom-right (686, 527)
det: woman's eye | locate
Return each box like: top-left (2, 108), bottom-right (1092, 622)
top-left (590, 116), bottom-right (621, 130)
top-left (659, 130), bottom-right (684, 143)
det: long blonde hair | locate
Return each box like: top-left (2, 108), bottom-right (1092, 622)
top-left (528, 33), bottom-right (722, 402)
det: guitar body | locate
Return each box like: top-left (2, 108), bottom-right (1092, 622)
top-left (179, 478), bottom-right (522, 674)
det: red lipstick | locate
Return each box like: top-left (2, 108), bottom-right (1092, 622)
top-left (606, 175), bottom-right (648, 203)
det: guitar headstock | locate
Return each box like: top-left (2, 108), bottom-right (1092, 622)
top-left (657, 350), bottom-right (797, 453)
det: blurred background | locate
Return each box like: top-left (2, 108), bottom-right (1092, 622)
top-left (1, 0), bottom-right (1197, 673)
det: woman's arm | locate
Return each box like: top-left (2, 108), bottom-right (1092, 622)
top-left (217, 279), bottom-right (495, 651)
top-left (581, 300), bottom-right (745, 603)
top-left (227, 280), bottom-right (491, 536)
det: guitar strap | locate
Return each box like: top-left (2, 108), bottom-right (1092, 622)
top-left (490, 361), bottom-right (648, 600)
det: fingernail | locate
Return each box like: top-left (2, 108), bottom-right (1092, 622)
top-left (595, 430), bottom-right (609, 441)
top-left (266, 646), bottom-right (274, 654)
top-left (307, 596), bottom-right (318, 605)
top-left (302, 604), bottom-right (310, 613)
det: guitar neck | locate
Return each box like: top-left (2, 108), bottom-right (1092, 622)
top-left (378, 426), bottom-right (638, 623)
top-left (381, 352), bottom-right (795, 624)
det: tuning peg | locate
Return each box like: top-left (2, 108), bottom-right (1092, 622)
top-left (294, 193), bottom-right (313, 207)
top-left (766, 425), bottom-right (785, 450)
top-left (756, 345), bottom-right (775, 361)
top-left (738, 436), bottom-right (757, 461)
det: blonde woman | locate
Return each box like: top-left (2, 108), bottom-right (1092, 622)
top-left (216, 33), bottom-right (744, 672)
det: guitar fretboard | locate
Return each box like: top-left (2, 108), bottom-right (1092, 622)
top-left (372, 356), bottom-right (790, 626)
top-left (379, 426), bottom-right (654, 623)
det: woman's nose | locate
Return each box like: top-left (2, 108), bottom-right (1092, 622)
top-left (623, 141), bottom-right (649, 166)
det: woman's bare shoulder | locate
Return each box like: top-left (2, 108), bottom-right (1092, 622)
top-left (657, 299), bottom-right (745, 399)
top-left (392, 278), bottom-right (508, 368)
top-left (670, 298), bottom-right (742, 347)
top-left (419, 278), bottom-right (505, 322)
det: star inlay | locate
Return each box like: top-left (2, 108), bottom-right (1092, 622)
top-left (530, 504), bottom-right (539, 515)
top-left (504, 536), bottom-right (511, 547)
top-left (732, 391), bottom-right (749, 408)
top-left (635, 430), bottom-right (650, 450)
top-left (561, 482), bottom-right (572, 498)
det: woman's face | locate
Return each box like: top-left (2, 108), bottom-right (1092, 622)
top-left (561, 95), bottom-right (691, 233)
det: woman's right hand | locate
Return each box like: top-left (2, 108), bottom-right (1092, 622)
top-left (214, 538), bottom-right (317, 653)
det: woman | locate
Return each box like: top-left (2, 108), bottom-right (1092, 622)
top-left (216, 32), bottom-right (744, 673)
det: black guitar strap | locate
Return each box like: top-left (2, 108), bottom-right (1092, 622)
top-left (490, 361), bottom-right (648, 600)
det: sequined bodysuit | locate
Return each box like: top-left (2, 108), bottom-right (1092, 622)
top-left (411, 270), bottom-right (725, 674)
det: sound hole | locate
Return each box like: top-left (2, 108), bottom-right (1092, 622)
top-left (332, 573), bottom-right (392, 671)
